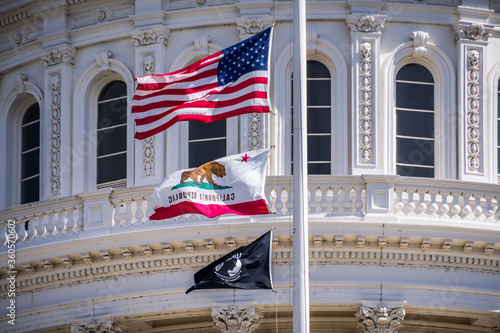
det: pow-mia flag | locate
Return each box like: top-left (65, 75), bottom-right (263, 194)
top-left (186, 230), bottom-right (273, 294)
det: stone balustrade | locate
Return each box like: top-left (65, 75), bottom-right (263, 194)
top-left (0, 175), bottom-right (498, 250)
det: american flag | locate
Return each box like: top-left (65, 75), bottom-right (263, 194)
top-left (132, 27), bottom-right (272, 140)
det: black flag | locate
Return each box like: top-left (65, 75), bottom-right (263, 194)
top-left (186, 230), bottom-right (273, 294)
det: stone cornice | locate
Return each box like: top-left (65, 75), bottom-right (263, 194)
top-left (1, 234), bottom-right (497, 296)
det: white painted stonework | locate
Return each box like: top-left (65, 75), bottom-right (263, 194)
top-left (1, 0), bottom-right (500, 332)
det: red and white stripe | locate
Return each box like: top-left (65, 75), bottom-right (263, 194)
top-left (132, 52), bottom-right (270, 140)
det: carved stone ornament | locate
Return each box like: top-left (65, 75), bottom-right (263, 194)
top-left (49, 73), bottom-right (61, 195)
top-left (41, 48), bottom-right (75, 67)
top-left (356, 303), bottom-right (405, 333)
top-left (466, 49), bottom-right (481, 172)
top-left (70, 319), bottom-right (122, 333)
top-left (141, 52), bottom-right (156, 176)
top-left (462, 23), bottom-right (492, 42)
top-left (307, 29), bottom-right (319, 56)
top-left (411, 31), bottom-right (429, 57)
top-left (14, 73), bottom-right (28, 95)
top-left (96, 50), bottom-right (113, 72)
top-left (194, 35), bottom-right (212, 60)
top-left (351, 15), bottom-right (385, 33)
top-left (359, 42), bottom-right (372, 163)
top-left (212, 305), bottom-right (260, 333)
top-left (143, 54), bottom-right (155, 76)
top-left (132, 28), bottom-right (169, 47)
top-left (248, 113), bottom-right (262, 150)
top-left (237, 17), bottom-right (265, 35)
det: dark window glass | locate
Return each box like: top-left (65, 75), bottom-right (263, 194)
top-left (308, 108), bottom-right (331, 133)
top-left (97, 126), bottom-right (127, 156)
top-left (21, 149), bottom-right (40, 179)
top-left (21, 122), bottom-right (40, 151)
top-left (291, 61), bottom-right (332, 174)
top-left (397, 138), bottom-right (434, 166)
top-left (308, 136), bottom-right (331, 161)
top-left (21, 177), bottom-right (39, 204)
top-left (21, 104), bottom-right (40, 204)
top-left (189, 138), bottom-right (226, 167)
top-left (396, 63), bottom-right (434, 83)
top-left (98, 99), bottom-right (127, 129)
top-left (97, 153), bottom-right (127, 184)
top-left (396, 110), bottom-right (434, 138)
top-left (188, 120), bottom-right (226, 167)
top-left (97, 81), bottom-right (127, 185)
top-left (189, 120), bottom-right (226, 141)
top-left (396, 165), bottom-right (434, 178)
top-left (99, 81), bottom-right (127, 101)
top-left (396, 82), bottom-right (434, 110)
top-left (396, 64), bottom-right (435, 178)
top-left (307, 80), bottom-right (331, 106)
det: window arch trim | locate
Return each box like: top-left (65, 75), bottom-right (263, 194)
top-left (73, 58), bottom-right (134, 193)
top-left (384, 40), bottom-right (455, 179)
top-left (273, 37), bottom-right (348, 175)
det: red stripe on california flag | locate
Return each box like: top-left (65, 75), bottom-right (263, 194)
top-left (150, 199), bottom-right (269, 220)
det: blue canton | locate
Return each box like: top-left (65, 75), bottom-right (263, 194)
top-left (217, 27), bottom-right (271, 86)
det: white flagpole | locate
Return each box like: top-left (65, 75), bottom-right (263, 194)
top-left (292, 0), bottom-right (309, 329)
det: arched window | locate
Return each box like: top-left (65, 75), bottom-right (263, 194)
top-left (188, 120), bottom-right (226, 167)
top-left (21, 103), bottom-right (40, 204)
top-left (292, 60), bottom-right (332, 174)
top-left (97, 81), bottom-right (127, 188)
top-left (395, 64), bottom-right (435, 177)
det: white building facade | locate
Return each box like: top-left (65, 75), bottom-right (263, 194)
top-left (0, 0), bottom-right (499, 332)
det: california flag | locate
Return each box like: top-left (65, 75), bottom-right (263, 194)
top-left (149, 149), bottom-right (271, 220)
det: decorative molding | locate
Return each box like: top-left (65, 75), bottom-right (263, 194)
top-left (411, 31), bottom-right (429, 57)
top-left (132, 28), bottom-right (169, 47)
top-left (70, 318), bottom-right (122, 333)
top-left (42, 260), bottom-right (54, 271)
top-left (13, 73), bottom-right (28, 95)
top-left (120, 248), bottom-right (132, 259)
top-left (101, 250), bottom-right (113, 262)
top-left (237, 17), bottom-right (265, 35)
top-left (463, 241), bottom-right (474, 253)
top-left (359, 41), bottom-right (372, 163)
top-left (314, 235), bottom-right (323, 247)
top-left (421, 238), bottom-right (431, 250)
top-left (212, 305), bottom-right (260, 333)
top-left (41, 48), bottom-right (75, 68)
top-left (3, 238), bottom-right (498, 294)
top-left (455, 22), bottom-right (492, 42)
top-left (349, 15), bottom-right (385, 33)
top-left (226, 238), bottom-right (236, 250)
top-left (184, 241), bottom-right (194, 253)
top-left (307, 29), bottom-right (319, 56)
top-left (0, 9), bottom-right (31, 27)
top-left (466, 49), bottom-right (480, 172)
top-left (442, 239), bottom-right (452, 251)
top-left (248, 113), bottom-right (262, 150)
top-left (95, 50), bottom-right (113, 72)
top-left (378, 236), bottom-right (387, 248)
top-left (140, 51), bottom-right (156, 176)
top-left (356, 302), bottom-right (406, 333)
top-left (49, 72), bottom-right (62, 196)
top-left (205, 239), bottom-right (216, 251)
top-left (141, 245), bottom-right (153, 257)
top-left (193, 35), bottom-right (212, 60)
top-left (142, 54), bottom-right (155, 76)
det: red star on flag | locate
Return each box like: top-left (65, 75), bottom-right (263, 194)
top-left (241, 153), bottom-right (251, 163)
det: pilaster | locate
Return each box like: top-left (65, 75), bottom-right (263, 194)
top-left (41, 45), bottom-right (75, 200)
top-left (346, 14), bottom-right (385, 175)
top-left (131, 26), bottom-right (169, 186)
top-left (454, 20), bottom-right (494, 183)
top-left (211, 305), bottom-right (261, 333)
